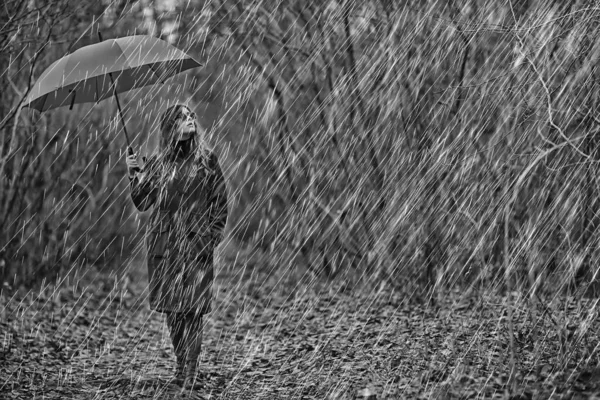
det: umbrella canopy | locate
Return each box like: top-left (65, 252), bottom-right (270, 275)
top-left (23, 35), bottom-right (201, 113)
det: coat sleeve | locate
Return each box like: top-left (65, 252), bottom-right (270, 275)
top-left (207, 152), bottom-right (228, 243)
top-left (129, 156), bottom-right (159, 212)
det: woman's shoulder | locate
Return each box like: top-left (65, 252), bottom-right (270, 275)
top-left (197, 146), bottom-right (220, 165)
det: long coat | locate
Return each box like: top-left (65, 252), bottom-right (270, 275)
top-left (129, 149), bottom-right (228, 313)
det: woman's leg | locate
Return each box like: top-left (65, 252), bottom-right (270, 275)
top-left (182, 311), bottom-right (203, 387)
top-left (166, 312), bottom-right (186, 382)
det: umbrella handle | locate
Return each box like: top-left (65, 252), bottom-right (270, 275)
top-left (127, 146), bottom-right (141, 173)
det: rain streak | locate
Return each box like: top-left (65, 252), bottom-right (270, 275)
top-left (2, 0), bottom-right (600, 399)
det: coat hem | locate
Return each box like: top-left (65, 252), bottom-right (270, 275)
top-left (150, 302), bottom-right (212, 315)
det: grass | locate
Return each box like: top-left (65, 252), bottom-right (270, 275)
top-left (2, 243), bottom-right (600, 399)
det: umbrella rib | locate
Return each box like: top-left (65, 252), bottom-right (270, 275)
top-left (147, 63), bottom-right (165, 84)
top-left (69, 90), bottom-right (76, 110)
top-left (41, 94), bottom-right (48, 113)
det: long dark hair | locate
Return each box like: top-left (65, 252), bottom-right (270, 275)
top-left (158, 104), bottom-right (208, 161)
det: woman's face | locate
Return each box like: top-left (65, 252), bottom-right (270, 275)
top-left (175, 108), bottom-right (203, 141)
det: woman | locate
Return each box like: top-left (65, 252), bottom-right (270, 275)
top-left (125, 104), bottom-right (228, 389)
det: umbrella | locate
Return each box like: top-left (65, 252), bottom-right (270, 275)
top-left (22, 33), bottom-right (202, 155)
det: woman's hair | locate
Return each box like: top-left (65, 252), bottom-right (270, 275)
top-left (158, 104), bottom-right (208, 161)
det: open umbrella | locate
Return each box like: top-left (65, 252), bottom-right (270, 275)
top-left (23, 33), bottom-right (201, 156)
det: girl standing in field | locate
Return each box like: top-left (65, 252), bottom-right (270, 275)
top-left (125, 104), bottom-right (228, 389)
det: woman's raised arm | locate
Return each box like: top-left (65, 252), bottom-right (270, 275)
top-left (129, 155), bottom-right (159, 212)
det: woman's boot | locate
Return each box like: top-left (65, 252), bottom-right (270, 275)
top-left (166, 312), bottom-right (186, 385)
top-left (174, 353), bottom-right (185, 384)
top-left (182, 313), bottom-right (204, 390)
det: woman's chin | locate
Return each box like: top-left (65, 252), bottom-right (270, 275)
top-left (179, 131), bottom-right (194, 141)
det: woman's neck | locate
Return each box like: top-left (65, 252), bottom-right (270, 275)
top-left (173, 138), bottom-right (193, 159)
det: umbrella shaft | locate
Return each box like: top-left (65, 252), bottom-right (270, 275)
top-left (98, 31), bottom-right (131, 149)
top-left (108, 71), bottom-right (131, 148)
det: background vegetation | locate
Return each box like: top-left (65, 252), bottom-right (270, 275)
top-left (2, 0), bottom-right (600, 301)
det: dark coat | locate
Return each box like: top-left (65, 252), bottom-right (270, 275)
top-left (130, 149), bottom-right (228, 313)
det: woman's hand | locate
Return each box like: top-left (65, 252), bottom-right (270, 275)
top-left (126, 152), bottom-right (141, 178)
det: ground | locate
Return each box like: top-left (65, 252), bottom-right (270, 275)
top-left (2, 245), bottom-right (600, 399)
